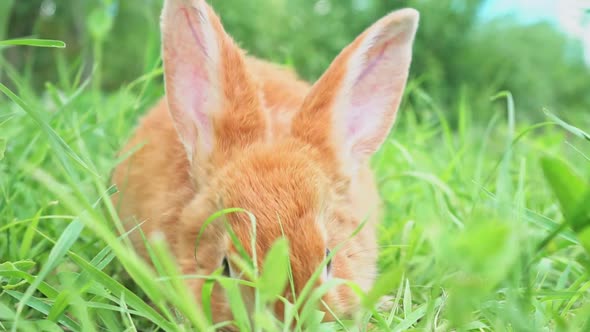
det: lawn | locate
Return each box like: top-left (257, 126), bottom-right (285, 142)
top-left (1, 1), bottom-right (590, 331)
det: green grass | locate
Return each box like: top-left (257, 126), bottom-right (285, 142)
top-left (1, 34), bottom-right (590, 331)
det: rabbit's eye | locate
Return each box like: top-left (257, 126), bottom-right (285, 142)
top-left (222, 257), bottom-right (230, 276)
top-left (325, 249), bottom-right (332, 275)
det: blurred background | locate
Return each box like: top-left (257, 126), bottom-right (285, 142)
top-left (1, 0), bottom-right (589, 124)
top-left (1, 2), bottom-right (590, 330)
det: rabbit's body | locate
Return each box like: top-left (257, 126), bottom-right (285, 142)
top-left (112, 0), bottom-right (418, 325)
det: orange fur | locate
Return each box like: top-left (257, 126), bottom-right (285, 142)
top-left (111, 0), bottom-right (418, 327)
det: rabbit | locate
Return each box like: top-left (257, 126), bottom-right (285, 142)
top-left (111, 0), bottom-right (419, 326)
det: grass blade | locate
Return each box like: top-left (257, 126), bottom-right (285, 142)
top-left (0, 82), bottom-right (97, 177)
top-left (11, 219), bottom-right (84, 332)
top-left (0, 38), bottom-right (66, 48)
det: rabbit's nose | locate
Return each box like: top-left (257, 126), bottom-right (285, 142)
top-left (273, 299), bottom-right (300, 330)
top-left (272, 291), bottom-right (301, 324)
top-left (273, 300), bottom-right (286, 321)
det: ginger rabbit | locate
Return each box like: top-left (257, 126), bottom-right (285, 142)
top-left (111, 0), bottom-right (419, 325)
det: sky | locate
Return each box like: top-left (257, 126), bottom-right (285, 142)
top-left (481, 0), bottom-right (590, 65)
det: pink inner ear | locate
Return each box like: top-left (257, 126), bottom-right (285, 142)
top-left (171, 63), bottom-right (212, 152)
top-left (190, 73), bottom-right (213, 151)
top-left (345, 31), bottom-right (408, 156)
top-left (168, 5), bottom-right (217, 154)
top-left (353, 38), bottom-right (393, 87)
top-left (181, 6), bottom-right (209, 57)
top-left (347, 38), bottom-right (393, 137)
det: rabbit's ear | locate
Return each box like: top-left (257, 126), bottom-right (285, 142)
top-left (162, 0), bottom-right (266, 163)
top-left (292, 9), bottom-right (418, 174)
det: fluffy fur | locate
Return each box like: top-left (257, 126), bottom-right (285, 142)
top-left (111, 0), bottom-right (419, 326)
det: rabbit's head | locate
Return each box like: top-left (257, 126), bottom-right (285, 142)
top-left (161, 0), bottom-right (418, 320)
